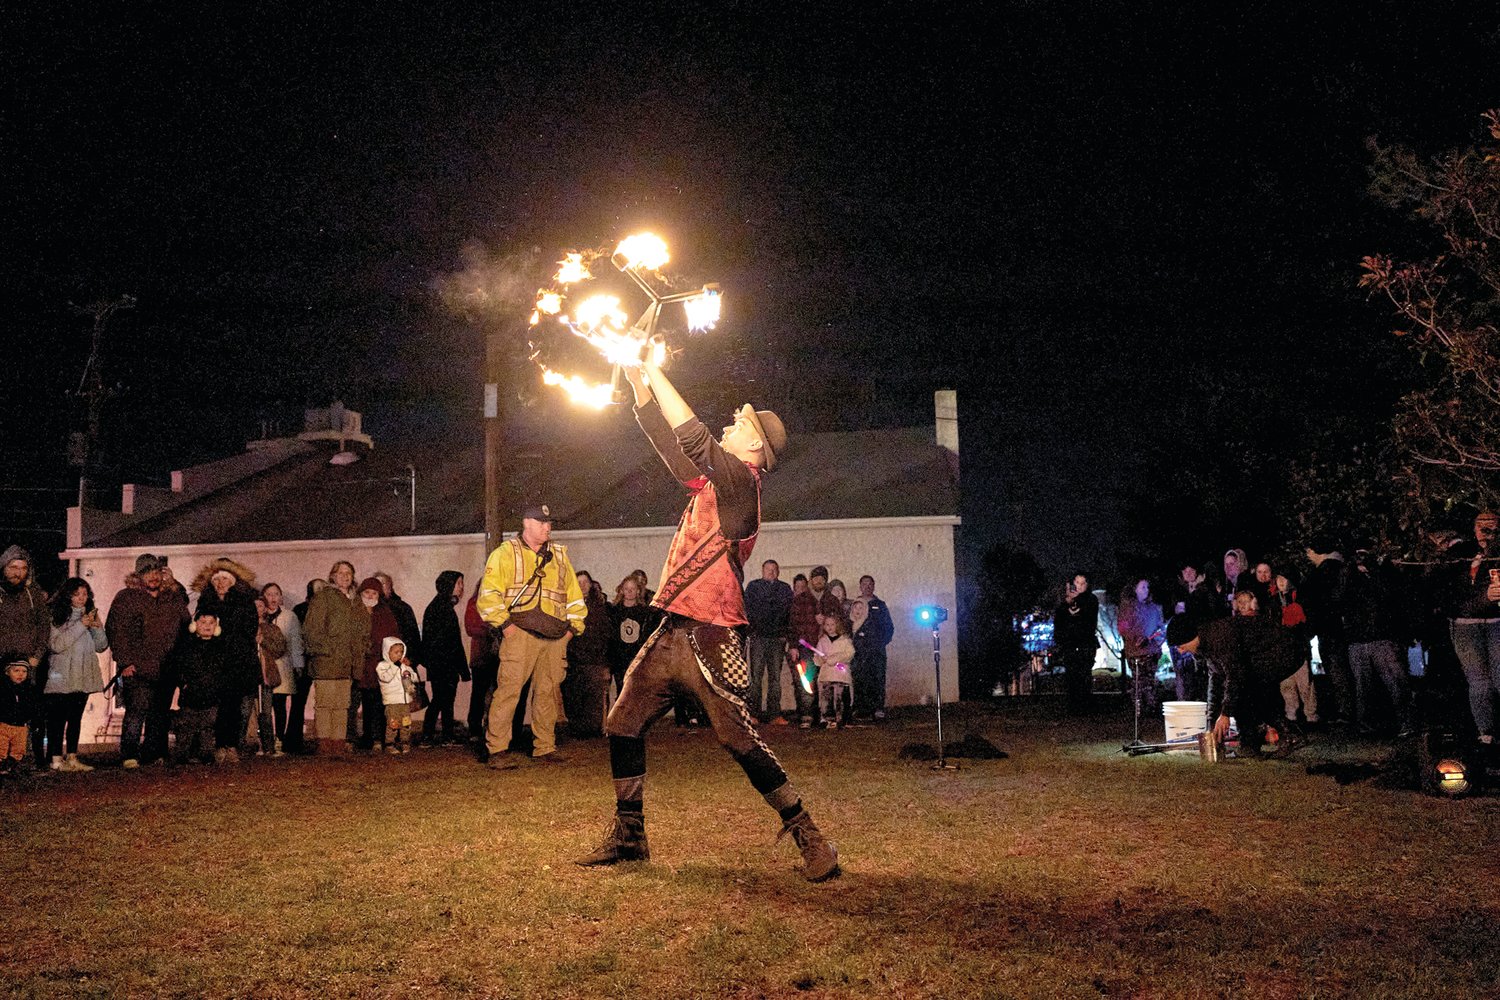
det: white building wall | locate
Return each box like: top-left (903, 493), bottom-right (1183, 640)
top-left (65, 515), bottom-right (959, 742)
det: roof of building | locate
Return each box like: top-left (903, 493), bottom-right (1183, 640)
top-left (83, 415), bottom-right (959, 548)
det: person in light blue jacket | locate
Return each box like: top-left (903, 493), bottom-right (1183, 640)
top-left (46, 578), bottom-right (109, 772)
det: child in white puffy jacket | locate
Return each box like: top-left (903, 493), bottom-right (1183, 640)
top-left (814, 615), bottom-right (856, 729)
top-left (375, 636), bottom-right (416, 754)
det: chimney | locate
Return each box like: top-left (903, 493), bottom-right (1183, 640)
top-left (935, 389), bottom-right (959, 455)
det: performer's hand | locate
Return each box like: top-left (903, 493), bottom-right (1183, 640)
top-left (1487, 580), bottom-right (1500, 602)
top-left (624, 364), bottom-right (651, 405)
top-left (122, 664), bottom-right (136, 678)
top-left (1212, 714), bottom-right (1231, 740)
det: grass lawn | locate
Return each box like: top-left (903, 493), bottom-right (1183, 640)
top-left (2, 700), bottom-right (1498, 999)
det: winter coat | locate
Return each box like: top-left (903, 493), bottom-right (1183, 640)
top-left (46, 608), bottom-right (108, 694)
top-left (744, 578), bottom-right (794, 638)
top-left (421, 572), bottom-right (469, 684)
top-left (1300, 557), bottom-right (1348, 641)
top-left (375, 636), bottom-right (415, 706)
top-left (790, 592), bottom-right (823, 647)
top-left (268, 606), bottom-right (305, 695)
top-left (105, 575), bottom-right (189, 683)
top-left (1342, 564), bottom-right (1405, 644)
top-left (1198, 616), bottom-right (1301, 721)
top-left (1117, 598), bottom-right (1165, 660)
top-left (0, 545), bottom-right (51, 665)
top-left (1053, 592), bottom-right (1100, 651)
top-left (567, 587), bottom-right (610, 667)
top-left (1446, 539), bottom-right (1500, 621)
top-left (861, 595), bottom-right (895, 646)
top-left (0, 674), bottom-right (38, 726)
top-left (303, 587), bottom-right (370, 682)
top-left (196, 583), bottom-right (261, 696)
top-left (851, 617), bottom-right (887, 673)
top-left (386, 589), bottom-right (422, 666)
top-left (464, 592), bottom-right (496, 664)
top-left (361, 595), bottom-right (401, 690)
top-left (171, 631), bottom-right (227, 711)
top-left (257, 619), bottom-right (288, 687)
top-left (814, 633), bottom-right (855, 685)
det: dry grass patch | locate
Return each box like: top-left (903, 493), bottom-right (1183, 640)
top-left (2, 702), bottom-right (1498, 999)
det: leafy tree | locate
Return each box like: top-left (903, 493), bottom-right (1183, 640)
top-left (1360, 109), bottom-right (1500, 524)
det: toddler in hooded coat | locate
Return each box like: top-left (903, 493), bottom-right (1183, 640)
top-left (0, 661), bottom-right (39, 775)
top-left (375, 637), bottom-right (416, 754)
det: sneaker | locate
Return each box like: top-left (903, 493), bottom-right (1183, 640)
top-left (487, 754), bottom-right (520, 771)
top-left (779, 809), bottom-right (840, 882)
top-left (399, 746), bottom-right (410, 755)
top-left (535, 751), bottom-right (568, 764)
top-left (65, 754), bottom-right (94, 773)
top-left (121, 758), bottom-right (139, 770)
top-left (799, 719), bottom-right (812, 730)
top-left (50, 757), bottom-right (63, 772)
top-left (386, 745), bottom-right (401, 756)
top-left (823, 719), bottom-right (837, 729)
top-left (770, 716), bottom-right (790, 727)
top-left (223, 748), bottom-right (240, 764)
top-left (575, 812), bottom-right (650, 866)
top-left (873, 710), bottom-right (886, 721)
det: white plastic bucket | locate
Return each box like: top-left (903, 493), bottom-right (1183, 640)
top-left (1162, 701), bottom-right (1208, 745)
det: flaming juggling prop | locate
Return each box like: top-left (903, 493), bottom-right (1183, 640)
top-left (528, 233), bottom-right (722, 408)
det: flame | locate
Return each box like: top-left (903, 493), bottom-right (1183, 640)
top-left (555, 253), bottom-right (590, 285)
top-left (573, 294), bottom-right (628, 333)
top-left (540, 365), bottom-right (614, 409)
top-left (683, 288), bottom-right (721, 331)
top-left (615, 233), bottom-right (670, 271)
top-left (536, 291), bottom-right (562, 315)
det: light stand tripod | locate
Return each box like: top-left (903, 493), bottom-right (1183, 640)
top-left (926, 616), bottom-right (958, 772)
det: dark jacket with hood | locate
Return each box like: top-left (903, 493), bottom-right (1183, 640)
top-left (105, 571), bottom-right (189, 684)
top-left (421, 571), bottom-right (470, 685)
top-left (385, 584), bottom-right (422, 667)
top-left (1, 668), bottom-right (39, 726)
top-left (567, 584), bottom-right (610, 667)
top-left (170, 625), bottom-right (228, 711)
top-left (0, 545), bottom-right (50, 666)
top-left (192, 558), bottom-right (261, 696)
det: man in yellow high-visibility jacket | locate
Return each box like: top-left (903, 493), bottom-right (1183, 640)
top-left (476, 501), bottom-right (585, 767)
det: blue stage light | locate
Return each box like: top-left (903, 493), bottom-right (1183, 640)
top-left (915, 605), bottom-right (948, 626)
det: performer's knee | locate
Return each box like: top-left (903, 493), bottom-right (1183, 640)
top-left (732, 744), bottom-right (788, 795)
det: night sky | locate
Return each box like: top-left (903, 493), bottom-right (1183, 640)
top-left (4, 3), bottom-right (1499, 585)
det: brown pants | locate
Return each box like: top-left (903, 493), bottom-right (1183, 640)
top-left (486, 628), bottom-right (568, 756)
top-left (0, 722), bottom-right (28, 762)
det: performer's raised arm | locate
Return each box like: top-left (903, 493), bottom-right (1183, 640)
top-left (624, 363), bottom-right (700, 484)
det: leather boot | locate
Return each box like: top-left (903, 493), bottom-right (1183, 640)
top-left (779, 809), bottom-right (841, 882)
top-left (575, 811), bottom-right (650, 866)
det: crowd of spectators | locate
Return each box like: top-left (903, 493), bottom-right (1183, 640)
top-left (0, 542), bottom-right (898, 778)
top-left (1048, 513), bottom-right (1500, 762)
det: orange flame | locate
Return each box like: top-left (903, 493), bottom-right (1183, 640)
top-left (615, 233), bottom-right (669, 271)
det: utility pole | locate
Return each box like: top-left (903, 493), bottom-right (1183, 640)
top-left (483, 319), bottom-right (506, 553)
top-left (480, 247), bottom-right (540, 554)
top-left (71, 295), bottom-right (135, 508)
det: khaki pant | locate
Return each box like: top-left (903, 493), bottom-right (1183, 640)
top-left (1279, 661), bottom-right (1319, 723)
top-left (0, 722), bottom-right (27, 762)
top-left (486, 628), bottom-right (568, 756)
top-left (313, 679), bottom-right (351, 740)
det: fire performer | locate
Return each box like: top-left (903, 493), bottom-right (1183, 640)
top-left (575, 357), bottom-right (840, 881)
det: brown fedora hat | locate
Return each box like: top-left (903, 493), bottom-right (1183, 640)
top-left (738, 404), bottom-right (787, 471)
